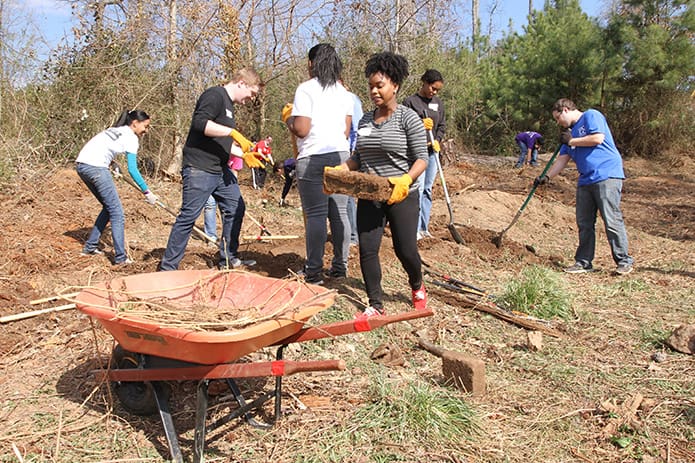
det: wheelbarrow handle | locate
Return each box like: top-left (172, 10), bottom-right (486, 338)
top-left (98, 359), bottom-right (346, 382)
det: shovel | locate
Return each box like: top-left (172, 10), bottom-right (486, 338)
top-left (423, 115), bottom-right (464, 245)
top-left (491, 143), bottom-right (562, 248)
top-left (112, 167), bottom-right (216, 244)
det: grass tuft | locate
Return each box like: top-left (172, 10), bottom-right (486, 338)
top-left (351, 369), bottom-right (479, 446)
top-left (498, 265), bottom-right (573, 320)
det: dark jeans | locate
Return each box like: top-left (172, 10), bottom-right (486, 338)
top-left (76, 162), bottom-right (127, 263)
top-left (575, 178), bottom-right (633, 267)
top-left (296, 152), bottom-right (350, 277)
top-left (160, 166), bottom-right (245, 270)
top-left (357, 190), bottom-right (423, 310)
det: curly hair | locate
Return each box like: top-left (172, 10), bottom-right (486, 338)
top-left (364, 52), bottom-right (409, 88)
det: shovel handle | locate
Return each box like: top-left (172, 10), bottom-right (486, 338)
top-left (112, 165), bottom-right (216, 244)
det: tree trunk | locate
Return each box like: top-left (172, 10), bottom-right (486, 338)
top-left (163, 0), bottom-right (183, 178)
top-left (472, 0), bottom-right (479, 53)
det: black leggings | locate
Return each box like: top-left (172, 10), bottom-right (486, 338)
top-left (357, 191), bottom-right (423, 310)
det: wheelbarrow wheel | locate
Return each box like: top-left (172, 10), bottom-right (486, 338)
top-left (111, 345), bottom-right (169, 416)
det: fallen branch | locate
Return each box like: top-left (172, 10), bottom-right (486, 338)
top-left (429, 287), bottom-right (563, 338)
top-left (0, 304), bottom-right (76, 324)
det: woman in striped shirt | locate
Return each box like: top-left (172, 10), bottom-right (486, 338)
top-left (330, 52), bottom-right (429, 317)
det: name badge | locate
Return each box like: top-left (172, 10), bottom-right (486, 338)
top-left (358, 127), bottom-right (372, 137)
top-left (226, 109), bottom-right (233, 118)
top-left (428, 103), bottom-right (439, 112)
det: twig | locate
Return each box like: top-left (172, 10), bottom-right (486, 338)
top-left (30, 292), bottom-right (79, 305)
top-left (0, 304), bottom-right (76, 324)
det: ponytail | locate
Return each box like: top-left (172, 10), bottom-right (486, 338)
top-left (113, 109), bottom-right (150, 127)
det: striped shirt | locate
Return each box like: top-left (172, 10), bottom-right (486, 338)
top-left (351, 105), bottom-right (428, 188)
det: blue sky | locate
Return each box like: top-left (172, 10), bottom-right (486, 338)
top-left (22, 0), bottom-right (606, 55)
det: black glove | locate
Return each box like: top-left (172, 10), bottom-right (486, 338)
top-left (559, 128), bottom-right (572, 145)
top-left (533, 175), bottom-right (549, 188)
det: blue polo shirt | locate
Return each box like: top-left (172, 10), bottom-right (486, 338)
top-left (560, 109), bottom-right (625, 186)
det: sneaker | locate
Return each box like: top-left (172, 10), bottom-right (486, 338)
top-left (304, 274), bottom-right (324, 285)
top-left (412, 284), bottom-right (427, 310)
top-left (564, 262), bottom-right (592, 274)
top-left (355, 306), bottom-right (384, 319)
top-left (80, 248), bottom-right (104, 256)
top-left (325, 269), bottom-right (346, 279)
top-left (296, 267), bottom-right (324, 285)
top-left (514, 163), bottom-right (523, 169)
top-left (530, 162), bottom-right (539, 167)
top-left (230, 258), bottom-right (256, 269)
top-left (207, 236), bottom-right (218, 245)
top-left (615, 263), bottom-right (634, 275)
top-left (114, 258), bottom-right (134, 266)
top-left (417, 230), bottom-right (433, 241)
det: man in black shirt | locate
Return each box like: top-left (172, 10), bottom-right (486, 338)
top-left (160, 68), bottom-right (264, 270)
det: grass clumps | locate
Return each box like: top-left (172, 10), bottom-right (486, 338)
top-left (498, 265), bottom-right (572, 320)
top-left (351, 371), bottom-right (479, 446)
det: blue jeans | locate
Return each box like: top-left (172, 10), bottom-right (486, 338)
top-left (347, 196), bottom-right (358, 244)
top-left (296, 152), bottom-right (350, 278)
top-left (160, 166), bottom-right (245, 270)
top-left (76, 162), bottom-right (128, 263)
top-left (417, 152), bottom-right (437, 233)
top-left (515, 142), bottom-right (538, 166)
top-left (575, 178), bottom-right (633, 267)
top-left (204, 196), bottom-right (217, 239)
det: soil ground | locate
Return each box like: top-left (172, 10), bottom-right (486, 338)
top-left (0, 151), bottom-right (693, 462)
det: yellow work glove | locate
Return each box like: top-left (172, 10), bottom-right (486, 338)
top-left (422, 118), bottom-right (434, 131)
top-left (322, 165), bottom-right (345, 194)
top-left (243, 152), bottom-right (265, 169)
top-left (229, 129), bottom-right (253, 153)
top-left (387, 173), bottom-right (413, 205)
top-left (432, 140), bottom-right (441, 153)
top-left (281, 103), bottom-right (293, 123)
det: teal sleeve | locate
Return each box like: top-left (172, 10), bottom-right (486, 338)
top-left (126, 152), bottom-right (149, 192)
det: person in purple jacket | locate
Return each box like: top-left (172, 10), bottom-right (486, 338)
top-left (534, 98), bottom-right (634, 276)
top-left (514, 131), bottom-right (544, 168)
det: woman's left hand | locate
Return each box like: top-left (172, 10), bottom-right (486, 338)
top-left (387, 174), bottom-right (412, 205)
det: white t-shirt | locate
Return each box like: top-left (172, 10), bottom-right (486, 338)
top-left (292, 78), bottom-right (352, 159)
top-left (76, 125), bottom-right (139, 167)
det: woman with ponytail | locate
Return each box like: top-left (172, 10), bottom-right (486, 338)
top-left (75, 109), bottom-right (156, 265)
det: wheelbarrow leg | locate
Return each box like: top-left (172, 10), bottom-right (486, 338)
top-left (273, 345), bottom-right (285, 422)
top-left (152, 381), bottom-right (184, 463)
top-left (193, 380), bottom-right (209, 463)
top-left (226, 378), bottom-right (273, 429)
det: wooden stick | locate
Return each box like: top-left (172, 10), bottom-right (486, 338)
top-left (0, 304), bottom-right (76, 324)
top-left (30, 292), bottom-right (79, 305)
top-left (430, 288), bottom-right (563, 338)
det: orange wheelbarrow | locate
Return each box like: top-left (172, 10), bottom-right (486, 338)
top-left (75, 269), bottom-right (432, 463)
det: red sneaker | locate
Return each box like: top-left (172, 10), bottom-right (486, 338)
top-left (412, 284), bottom-right (427, 310)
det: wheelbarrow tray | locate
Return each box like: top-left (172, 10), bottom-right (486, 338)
top-left (74, 269), bottom-right (335, 365)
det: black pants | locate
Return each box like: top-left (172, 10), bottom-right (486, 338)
top-left (252, 167), bottom-right (267, 189)
top-left (357, 190), bottom-right (423, 310)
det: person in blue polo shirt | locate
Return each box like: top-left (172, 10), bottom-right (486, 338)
top-left (534, 98), bottom-right (634, 275)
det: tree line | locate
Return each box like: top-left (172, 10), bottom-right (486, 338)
top-left (0, 0), bottom-right (692, 182)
